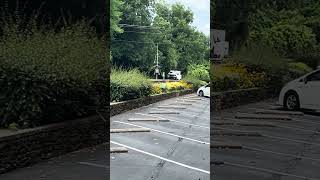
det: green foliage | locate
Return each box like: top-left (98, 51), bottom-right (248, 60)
top-left (248, 1), bottom-right (320, 68)
top-left (183, 75), bottom-right (207, 91)
top-left (0, 15), bottom-right (108, 128)
top-left (110, 0), bottom-right (124, 36)
top-left (187, 64), bottom-right (210, 82)
top-left (111, 0), bottom-right (209, 75)
top-left (110, 68), bottom-right (152, 102)
top-left (211, 63), bottom-right (267, 92)
top-left (229, 43), bottom-right (289, 90)
top-left (249, 25), bottom-right (317, 58)
top-left (288, 62), bottom-right (313, 78)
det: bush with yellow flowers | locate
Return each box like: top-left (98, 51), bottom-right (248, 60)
top-left (151, 81), bottom-right (193, 95)
top-left (211, 63), bottom-right (268, 92)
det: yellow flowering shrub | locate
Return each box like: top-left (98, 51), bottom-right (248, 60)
top-left (211, 63), bottom-right (268, 91)
top-left (222, 64), bottom-right (267, 89)
top-left (151, 81), bottom-right (193, 94)
top-left (151, 83), bottom-right (162, 94)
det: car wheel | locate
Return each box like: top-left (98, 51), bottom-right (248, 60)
top-left (199, 90), bottom-right (204, 97)
top-left (284, 92), bottom-right (300, 110)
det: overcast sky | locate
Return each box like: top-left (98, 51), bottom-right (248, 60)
top-left (164, 0), bottom-right (210, 36)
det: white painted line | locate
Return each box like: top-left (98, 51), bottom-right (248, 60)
top-left (113, 121), bottom-right (210, 145)
top-left (111, 141), bottom-right (210, 174)
top-left (136, 113), bottom-right (209, 129)
top-left (78, 162), bottom-right (108, 169)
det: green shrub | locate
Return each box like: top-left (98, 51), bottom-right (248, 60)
top-left (187, 64), bottom-right (210, 82)
top-left (230, 43), bottom-right (289, 90)
top-left (288, 62), bottom-right (313, 78)
top-left (183, 75), bottom-right (207, 91)
top-left (110, 68), bottom-right (152, 102)
top-left (0, 15), bottom-right (108, 128)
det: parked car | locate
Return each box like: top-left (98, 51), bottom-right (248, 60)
top-left (167, 70), bottom-right (182, 80)
top-left (197, 83), bottom-right (210, 97)
top-left (278, 69), bottom-right (320, 110)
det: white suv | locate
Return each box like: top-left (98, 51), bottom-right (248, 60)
top-left (278, 69), bottom-right (320, 111)
top-left (167, 70), bottom-right (182, 80)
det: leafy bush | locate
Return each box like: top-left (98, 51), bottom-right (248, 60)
top-left (0, 16), bottom-right (108, 128)
top-left (288, 62), bottom-right (313, 78)
top-left (211, 63), bottom-right (267, 92)
top-left (151, 83), bottom-right (162, 95)
top-left (230, 43), bottom-right (289, 90)
top-left (111, 68), bottom-right (152, 102)
top-left (183, 75), bottom-right (207, 91)
top-left (187, 64), bottom-right (210, 82)
top-left (151, 81), bottom-right (192, 94)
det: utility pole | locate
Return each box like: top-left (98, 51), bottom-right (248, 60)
top-left (155, 43), bottom-right (160, 80)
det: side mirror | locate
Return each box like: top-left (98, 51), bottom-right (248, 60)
top-left (304, 77), bottom-right (308, 84)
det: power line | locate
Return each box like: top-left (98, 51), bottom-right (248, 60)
top-left (122, 30), bottom-right (162, 34)
top-left (119, 24), bottom-right (162, 30)
top-left (111, 39), bottom-right (170, 45)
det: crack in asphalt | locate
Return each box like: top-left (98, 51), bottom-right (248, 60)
top-left (147, 137), bottom-right (184, 180)
top-left (281, 127), bottom-right (320, 180)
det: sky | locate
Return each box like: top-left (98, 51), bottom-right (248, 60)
top-left (164, 0), bottom-right (210, 36)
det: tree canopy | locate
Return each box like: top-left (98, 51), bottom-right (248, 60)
top-left (110, 0), bottom-right (209, 75)
top-left (213, 0), bottom-right (320, 67)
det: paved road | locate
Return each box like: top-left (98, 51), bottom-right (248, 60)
top-left (211, 99), bottom-right (320, 180)
top-left (110, 93), bottom-right (210, 180)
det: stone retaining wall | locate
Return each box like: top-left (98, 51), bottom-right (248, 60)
top-left (0, 115), bottom-right (107, 174)
top-left (211, 88), bottom-right (275, 111)
top-left (110, 90), bottom-right (194, 116)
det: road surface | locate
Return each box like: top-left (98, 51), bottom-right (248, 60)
top-left (0, 94), bottom-right (210, 180)
top-left (211, 99), bottom-right (320, 180)
top-left (110, 93), bottom-right (210, 180)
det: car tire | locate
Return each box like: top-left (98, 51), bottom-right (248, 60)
top-left (199, 90), bottom-right (204, 97)
top-left (284, 92), bottom-right (300, 110)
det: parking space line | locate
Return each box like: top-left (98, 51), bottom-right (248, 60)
top-left (136, 113), bottom-right (209, 129)
top-left (113, 121), bottom-right (210, 145)
top-left (111, 141), bottom-right (210, 174)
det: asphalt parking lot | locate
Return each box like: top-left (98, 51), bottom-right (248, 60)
top-left (211, 99), bottom-right (320, 180)
top-left (0, 143), bottom-right (108, 180)
top-left (0, 94), bottom-right (209, 180)
top-left (110, 93), bottom-right (210, 180)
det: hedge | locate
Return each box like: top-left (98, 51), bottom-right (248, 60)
top-left (0, 17), bottom-right (108, 128)
top-left (110, 69), bottom-right (152, 102)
